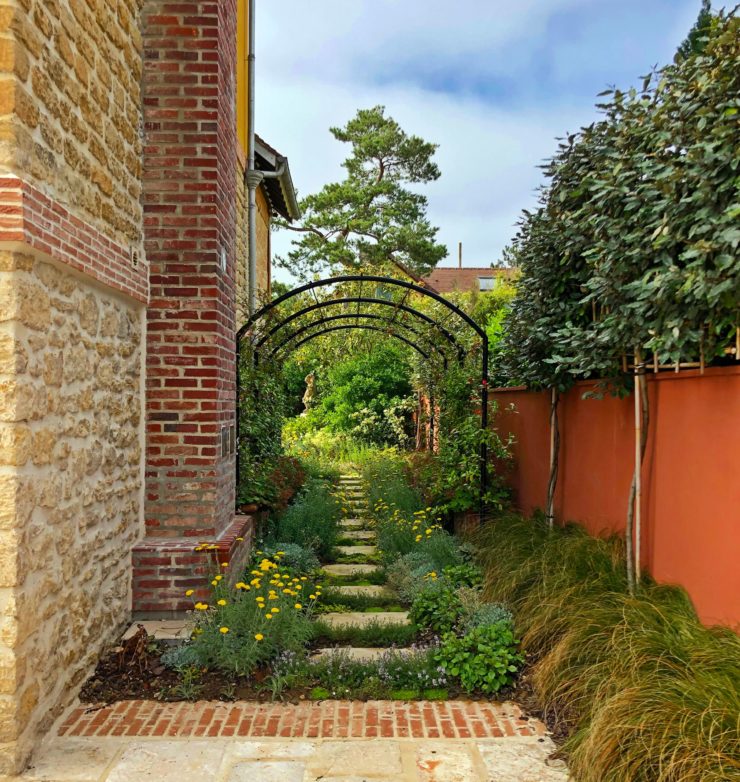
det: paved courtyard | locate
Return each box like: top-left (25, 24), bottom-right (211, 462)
top-left (17, 700), bottom-right (570, 782)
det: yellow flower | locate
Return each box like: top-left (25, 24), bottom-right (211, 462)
top-left (300, 576), bottom-right (308, 581)
top-left (236, 536), bottom-right (244, 541)
top-left (271, 607), bottom-right (280, 614)
top-left (235, 582), bottom-right (247, 590)
top-left (221, 562), bottom-right (229, 568)
top-left (217, 599), bottom-right (227, 606)
top-left (294, 603), bottom-right (302, 610)
top-left (211, 580), bottom-right (218, 586)
top-left (215, 575), bottom-right (223, 581)
top-left (219, 626), bottom-right (229, 634)
top-left (254, 633), bottom-right (264, 641)
top-left (194, 602), bottom-right (208, 611)
top-left (309, 594), bottom-right (316, 600)
top-left (265, 613), bottom-right (273, 620)
top-left (425, 528), bottom-right (432, 535)
top-left (415, 535), bottom-right (422, 542)
top-left (185, 589), bottom-right (194, 597)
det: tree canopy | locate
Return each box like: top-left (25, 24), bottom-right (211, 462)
top-left (276, 106), bottom-right (447, 282)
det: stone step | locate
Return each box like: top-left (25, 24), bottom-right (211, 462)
top-left (122, 620), bottom-right (191, 641)
top-left (332, 585), bottom-right (393, 598)
top-left (311, 647), bottom-right (407, 662)
top-left (339, 530), bottom-right (376, 541)
top-left (321, 611), bottom-right (410, 628)
top-left (321, 563), bottom-right (379, 577)
top-left (336, 545), bottom-right (377, 557)
top-left (339, 518), bottom-right (370, 529)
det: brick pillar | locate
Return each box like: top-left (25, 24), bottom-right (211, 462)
top-left (135, 1), bottom-right (252, 616)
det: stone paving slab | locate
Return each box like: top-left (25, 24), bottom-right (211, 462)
top-left (321, 611), bottom-right (409, 628)
top-left (321, 564), bottom-right (378, 577)
top-left (18, 737), bottom-right (569, 781)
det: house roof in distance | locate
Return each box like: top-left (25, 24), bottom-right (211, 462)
top-left (254, 135), bottom-right (301, 222)
top-left (422, 266), bottom-right (516, 293)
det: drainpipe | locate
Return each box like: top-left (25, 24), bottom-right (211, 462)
top-left (246, 0), bottom-right (257, 314)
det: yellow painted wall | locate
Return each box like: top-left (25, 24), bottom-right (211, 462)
top-left (237, 0), bottom-right (248, 154)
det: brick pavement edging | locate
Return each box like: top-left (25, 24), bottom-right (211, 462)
top-left (59, 700), bottom-right (548, 741)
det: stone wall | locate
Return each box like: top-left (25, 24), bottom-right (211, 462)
top-left (0, 0), bottom-right (146, 773)
top-left (0, 252), bottom-right (143, 774)
top-left (0, 0), bottom-right (143, 246)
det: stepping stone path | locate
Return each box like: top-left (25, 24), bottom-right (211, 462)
top-left (319, 474), bottom-right (411, 660)
top-left (27, 471), bottom-right (568, 780)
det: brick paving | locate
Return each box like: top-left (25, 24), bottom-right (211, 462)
top-left (59, 700), bottom-right (545, 741)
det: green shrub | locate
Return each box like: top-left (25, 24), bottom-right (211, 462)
top-left (386, 551), bottom-right (436, 603)
top-left (475, 514), bottom-right (740, 782)
top-left (434, 623), bottom-right (522, 695)
top-left (257, 543), bottom-right (320, 574)
top-left (273, 478), bottom-right (341, 558)
top-left (409, 579), bottom-right (462, 634)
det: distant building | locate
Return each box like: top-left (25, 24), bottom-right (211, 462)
top-left (422, 266), bottom-right (516, 293)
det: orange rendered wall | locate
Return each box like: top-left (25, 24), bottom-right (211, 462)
top-left (490, 366), bottom-right (740, 627)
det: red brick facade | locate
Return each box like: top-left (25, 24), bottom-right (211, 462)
top-left (137, 1), bottom-right (244, 614)
top-left (0, 177), bottom-right (147, 303)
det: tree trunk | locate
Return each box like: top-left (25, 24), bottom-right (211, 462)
top-left (546, 387), bottom-right (560, 528)
top-left (626, 351), bottom-right (650, 593)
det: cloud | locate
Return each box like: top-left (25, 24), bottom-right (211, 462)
top-left (255, 0), bottom-right (721, 281)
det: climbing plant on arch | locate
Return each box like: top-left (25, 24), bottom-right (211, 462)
top-left (236, 275), bottom-right (491, 509)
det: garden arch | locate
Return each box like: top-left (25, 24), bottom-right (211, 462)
top-left (236, 274), bottom-right (490, 506)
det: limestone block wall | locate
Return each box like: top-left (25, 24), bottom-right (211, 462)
top-left (0, 0), bottom-right (143, 245)
top-left (0, 252), bottom-right (143, 774)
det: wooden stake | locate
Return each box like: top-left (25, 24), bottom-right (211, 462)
top-left (634, 349), bottom-right (643, 585)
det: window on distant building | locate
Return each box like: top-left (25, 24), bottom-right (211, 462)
top-left (478, 276), bottom-right (495, 291)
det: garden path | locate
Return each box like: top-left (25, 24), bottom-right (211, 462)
top-left (16, 476), bottom-right (570, 781)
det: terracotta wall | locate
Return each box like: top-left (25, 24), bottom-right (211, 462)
top-left (490, 366), bottom-right (740, 627)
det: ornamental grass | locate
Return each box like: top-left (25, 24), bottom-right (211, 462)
top-left (475, 514), bottom-right (740, 782)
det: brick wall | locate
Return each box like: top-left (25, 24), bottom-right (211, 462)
top-left (142, 0), bottom-right (238, 543)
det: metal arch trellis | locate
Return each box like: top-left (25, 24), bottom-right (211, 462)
top-left (236, 274), bottom-right (490, 510)
top-left (267, 313), bottom-right (450, 367)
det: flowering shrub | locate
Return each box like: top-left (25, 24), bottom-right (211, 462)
top-left (178, 553), bottom-right (322, 677)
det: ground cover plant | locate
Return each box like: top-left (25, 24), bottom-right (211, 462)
top-left (475, 514), bottom-right (740, 782)
top-left (270, 477), bottom-right (342, 559)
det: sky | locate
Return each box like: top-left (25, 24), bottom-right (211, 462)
top-left (255, 0), bottom-right (720, 283)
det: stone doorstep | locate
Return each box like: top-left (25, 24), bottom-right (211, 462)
top-left (122, 619), bottom-right (192, 641)
top-left (320, 612), bottom-right (409, 628)
top-left (131, 513), bottom-right (257, 618)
